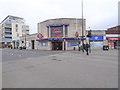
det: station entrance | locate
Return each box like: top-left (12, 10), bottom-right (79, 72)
top-left (52, 41), bottom-right (63, 50)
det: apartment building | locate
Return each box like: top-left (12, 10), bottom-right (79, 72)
top-left (0, 15), bottom-right (29, 48)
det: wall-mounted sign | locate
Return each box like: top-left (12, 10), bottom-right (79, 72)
top-left (90, 36), bottom-right (104, 41)
top-left (108, 38), bottom-right (120, 41)
top-left (37, 33), bottom-right (43, 39)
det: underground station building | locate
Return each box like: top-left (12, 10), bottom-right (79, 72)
top-left (36, 18), bottom-right (86, 50)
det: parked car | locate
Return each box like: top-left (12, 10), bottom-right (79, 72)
top-left (103, 45), bottom-right (109, 50)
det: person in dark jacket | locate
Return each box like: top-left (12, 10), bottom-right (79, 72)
top-left (86, 43), bottom-right (89, 55)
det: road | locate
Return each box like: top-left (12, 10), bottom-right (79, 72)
top-left (2, 49), bottom-right (64, 62)
top-left (2, 48), bottom-right (118, 88)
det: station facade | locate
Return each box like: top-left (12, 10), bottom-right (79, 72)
top-left (37, 18), bottom-right (86, 50)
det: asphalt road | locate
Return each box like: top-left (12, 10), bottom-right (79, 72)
top-left (2, 48), bottom-right (119, 88)
top-left (2, 48), bottom-right (64, 62)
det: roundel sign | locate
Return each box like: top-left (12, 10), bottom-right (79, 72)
top-left (37, 33), bottom-right (43, 39)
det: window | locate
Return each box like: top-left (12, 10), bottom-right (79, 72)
top-left (65, 26), bottom-right (68, 37)
top-left (68, 42), bottom-right (77, 47)
top-left (16, 24), bottom-right (18, 32)
top-left (38, 42), bottom-right (48, 46)
top-left (47, 27), bottom-right (49, 37)
top-left (17, 33), bottom-right (19, 37)
top-left (50, 26), bottom-right (63, 37)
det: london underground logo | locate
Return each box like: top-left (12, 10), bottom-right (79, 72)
top-left (37, 33), bottom-right (43, 39)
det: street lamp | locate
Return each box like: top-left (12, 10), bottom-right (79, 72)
top-left (81, 0), bottom-right (84, 52)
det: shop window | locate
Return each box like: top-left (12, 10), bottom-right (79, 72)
top-left (68, 42), bottom-right (77, 47)
top-left (38, 42), bottom-right (48, 46)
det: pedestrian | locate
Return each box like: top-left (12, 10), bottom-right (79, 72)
top-left (86, 43), bottom-right (89, 55)
top-left (82, 43), bottom-right (85, 52)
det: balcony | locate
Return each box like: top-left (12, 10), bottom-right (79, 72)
top-left (4, 24), bottom-right (12, 28)
top-left (5, 28), bottom-right (12, 33)
top-left (5, 30), bottom-right (12, 33)
top-left (4, 34), bottom-right (12, 37)
top-left (4, 38), bottom-right (12, 41)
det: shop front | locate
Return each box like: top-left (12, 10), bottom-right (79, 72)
top-left (89, 36), bottom-right (104, 49)
top-left (107, 37), bottom-right (120, 49)
top-left (37, 37), bottom-right (86, 51)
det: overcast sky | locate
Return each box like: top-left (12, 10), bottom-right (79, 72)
top-left (0, 0), bottom-right (119, 34)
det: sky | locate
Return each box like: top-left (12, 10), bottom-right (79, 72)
top-left (0, 0), bottom-right (119, 34)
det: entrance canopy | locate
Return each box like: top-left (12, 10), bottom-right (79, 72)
top-left (36, 37), bottom-right (86, 41)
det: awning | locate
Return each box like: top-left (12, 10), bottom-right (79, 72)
top-left (36, 37), bottom-right (86, 41)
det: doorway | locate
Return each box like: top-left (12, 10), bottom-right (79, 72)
top-left (52, 41), bottom-right (63, 50)
top-left (31, 40), bottom-right (35, 49)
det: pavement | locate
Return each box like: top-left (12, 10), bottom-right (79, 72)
top-left (2, 48), bottom-right (119, 88)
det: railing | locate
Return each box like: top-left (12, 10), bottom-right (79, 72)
top-left (4, 24), bottom-right (12, 28)
top-left (5, 30), bottom-right (12, 33)
top-left (4, 34), bottom-right (12, 37)
top-left (4, 38), bottom-right (12, 40)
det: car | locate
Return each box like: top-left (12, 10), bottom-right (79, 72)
top-left (103, 45), bottom-right (109, 50)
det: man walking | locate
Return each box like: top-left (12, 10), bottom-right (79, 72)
top-left (86, 43), bottom-right (89, 55)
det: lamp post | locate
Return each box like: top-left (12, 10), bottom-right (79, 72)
top-left (81, 0), bottom-right (84, 52)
